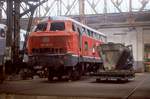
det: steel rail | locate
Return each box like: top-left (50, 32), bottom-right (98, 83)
top-left (124, 75), bottom-right (148, 99)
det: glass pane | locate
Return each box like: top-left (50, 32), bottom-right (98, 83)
top-left (50, 22), bottom-right (65, 31)
top-left (35, 23), bottom-right (47, 32)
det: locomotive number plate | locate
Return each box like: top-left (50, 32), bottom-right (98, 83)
top-left (42, 37), bottom-right (49, 43)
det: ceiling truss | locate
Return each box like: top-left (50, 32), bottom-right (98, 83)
top-left (0, 0), bottom-right (150, 19)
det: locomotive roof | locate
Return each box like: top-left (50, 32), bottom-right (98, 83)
top-left (41, 16), bottom-right (106, 37)
top-left (69, 18), bottom-right (106, 37)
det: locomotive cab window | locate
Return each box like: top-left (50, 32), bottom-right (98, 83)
top-left (50, 22), bottom-right (65, 31)
top-left (35, 23), bottom-right (47, 32)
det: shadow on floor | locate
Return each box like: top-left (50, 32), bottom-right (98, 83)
top-left (90, 79), bottom-right (133, 84)
top-left (39, 76), bottom-right (90, 83)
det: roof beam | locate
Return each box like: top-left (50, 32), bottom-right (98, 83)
top-left (139, 0), bottom-right (149, 11)
top-left (20, 0), bottom-right (48, 17)
top-left (111, 0), bottom-right (122, 13)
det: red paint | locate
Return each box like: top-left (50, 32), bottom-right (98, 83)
top-left (27, 19), bottom-right (106, 60)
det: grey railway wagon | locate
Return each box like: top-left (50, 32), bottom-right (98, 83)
top-left (93, 43), bottom-right (135, 81)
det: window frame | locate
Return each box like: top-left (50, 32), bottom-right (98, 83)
top-left (35, 22), bottom-right (48, 32)
top-left (50, 21), bottom-right (65, 31)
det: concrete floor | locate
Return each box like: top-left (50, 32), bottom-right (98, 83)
top-left (0, 73), bottom-right (150, 99)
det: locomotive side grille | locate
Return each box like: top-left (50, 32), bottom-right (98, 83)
top-left (32, 48), bottom-right (66, 54)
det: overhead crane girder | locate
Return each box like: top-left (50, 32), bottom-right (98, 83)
top-left (5, 0), bottom-right (48, 75)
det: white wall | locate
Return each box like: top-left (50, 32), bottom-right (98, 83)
top-left (143, 29), bottom-right (150, 44)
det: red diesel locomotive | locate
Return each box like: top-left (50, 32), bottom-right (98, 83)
top-left (27, 17), bottom-right (106, 80)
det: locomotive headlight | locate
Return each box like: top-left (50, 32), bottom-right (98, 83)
top-left (42, 37), bottom-right (49, 43)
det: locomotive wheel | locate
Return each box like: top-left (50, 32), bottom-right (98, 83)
top-left (96, 78), bottom-right (101, 82)
top-left (48, 74), bottom-right (53, 81)
top-left (48, 68), bottom-right (54, 81)
top-left (48, 67), bottom-right (64, 81)
top-left (0, 73), bottom-right (4, 83)
top-left (19, 68), bottom-right (33, 80)
top-left (68, 70), bottom-right (81, 81)
top-left (0, 66), bottom-right (4, 83)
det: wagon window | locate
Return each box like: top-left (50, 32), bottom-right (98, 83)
top-left (91, 31), bottom-right (94, 37)
top-left (87, 29), bottom-right (91, 37)
top-left (50, 22), bottom-right (65, 31)
top-left (95, 33), bottom-right (99, 40)
top-left (35, 23), bottom-right (47, 32)
top-left (72, 23), bottom-right (76, 31)
top-left (82, 27), bottom-right (86, 34)
top-left (84, 41), bottom-right (88, 51)
top-left (77, 27), bottom-right (82, 35)
top-left (99, 35), bottom-right (102, 40)
top-left (94, 33), bottom-right (97, 39)
top-left (102, 36), bottom-right (106, 42)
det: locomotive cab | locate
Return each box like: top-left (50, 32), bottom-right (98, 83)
top-left (28, 20), bottom-right (75, 54)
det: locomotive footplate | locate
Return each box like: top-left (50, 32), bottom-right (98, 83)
top-left (29, 53), bottom-right (79, 67)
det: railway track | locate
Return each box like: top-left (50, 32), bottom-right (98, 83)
top-left (124, 75), bottom-right (148, 99)
top-left (0, 73), bottom-right (150, 99)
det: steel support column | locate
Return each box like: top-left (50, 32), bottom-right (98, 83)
top-left (79, 0), bottom-right (85, 24)
top-left (13, 0), bottom-right (20, 63)
top-left (6, 0), bottom-right (13, 49)
top-left (6, 0), bottom-right (20, 64)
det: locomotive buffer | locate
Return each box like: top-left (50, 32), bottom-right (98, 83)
top-left (93, 43), bottom-right (135, 81)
